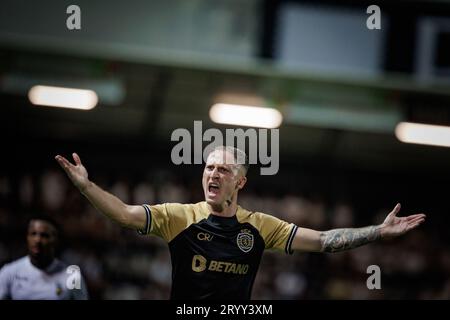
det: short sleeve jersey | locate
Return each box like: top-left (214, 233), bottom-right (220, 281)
top-left (139, 201), bottom-right (298, 300)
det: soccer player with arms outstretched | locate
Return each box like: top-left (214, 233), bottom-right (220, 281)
top-left (55, 146), bottom-right (426, 300)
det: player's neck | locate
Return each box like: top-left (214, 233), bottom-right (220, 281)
top-left (208, 202), bottom-right (238, 217)
top-left (29, 255), bottom-right (54, 270)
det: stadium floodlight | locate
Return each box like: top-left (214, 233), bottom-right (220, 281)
top-left (395, 121), bottom-right (450, 148)
top-left (209, 103), bottom-right (283, 128)
top-left (28, 85), bottom-right (98, 110)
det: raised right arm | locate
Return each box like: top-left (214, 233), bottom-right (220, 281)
top-left (55, 153), bottom-right (146, 230)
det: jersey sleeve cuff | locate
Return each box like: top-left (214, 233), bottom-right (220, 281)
top-left (137, 204), bottom-right (152, 235)
top-left (285, 224), bottom-right (298, 254)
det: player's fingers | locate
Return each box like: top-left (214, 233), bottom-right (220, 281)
top-left (407, 214), bottom-right (425, 222)
top-left (406, 220), bottom-right (424, 231)
top-left (72, 152), bottom-right (82, 166)
top-left (406, 214), bottom-right (426, 221)
top-left (407, 217), bottom-right (425, 227)
top-left (409, 214), bottom-right (426, 221)
top-left (392, 203), bottom-right (402, 216)
top-left (407, 218), bottom-right (425, 226)
top-left (388, 203), bottom-right (401, 217)
top-left (55, 155), bottom-right (72, 169)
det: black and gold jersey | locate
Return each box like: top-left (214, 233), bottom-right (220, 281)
top-left (139, 202), bottom-right (298, 300)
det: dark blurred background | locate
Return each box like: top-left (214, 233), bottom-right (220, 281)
top-left (1, 0), bottom-right (450, 299)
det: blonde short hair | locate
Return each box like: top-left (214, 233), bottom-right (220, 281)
top-left (211, 146), bottom-right (249, 176)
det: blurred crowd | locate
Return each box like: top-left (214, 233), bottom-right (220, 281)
top-left (0, 167), bottom-right (449, 300)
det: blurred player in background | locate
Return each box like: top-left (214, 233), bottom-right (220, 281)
top-left (0, 217), bottom-right (88, 300)
top-left (55, 146), bottom-right (426, 300)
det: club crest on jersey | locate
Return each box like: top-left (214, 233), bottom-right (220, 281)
top-left (237, 229), bottom-right (254, 253)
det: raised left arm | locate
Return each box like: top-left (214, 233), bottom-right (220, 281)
top-left (291, 203), bottom-right (426, 253)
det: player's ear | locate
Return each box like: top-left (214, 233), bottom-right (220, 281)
top-left (237, 176), bottom-right (247, 190)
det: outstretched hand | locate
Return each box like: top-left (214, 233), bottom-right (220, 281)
top-left (380, 203), bottom-right (426, 239)
top-left (55, 153), bottom-right (90, 192)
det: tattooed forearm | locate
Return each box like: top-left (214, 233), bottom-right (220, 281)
top-left (320, 225), bottom-right (382, 253)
